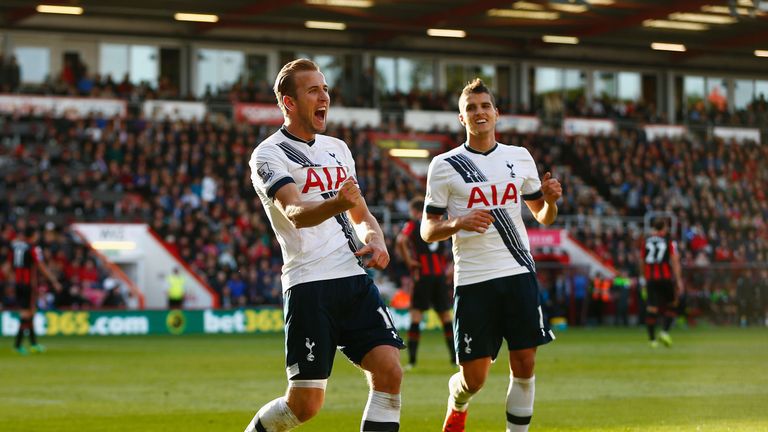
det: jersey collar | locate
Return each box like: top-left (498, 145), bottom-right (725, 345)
top-left (463, 142), bottom-right (498, 156)
top-left (280, 126), bottom-right (315, 146)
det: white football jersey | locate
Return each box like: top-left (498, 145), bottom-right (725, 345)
top-left (424, 143), bottom-right (542, 286)
top-left (250, 127), bottom-right (366, 290)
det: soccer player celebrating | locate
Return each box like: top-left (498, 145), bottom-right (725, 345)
top-left (641, 218), bottom-right (684, 348)
top-left (396, 197), bottom-right (455, 369)
top-left (245, 59), bottom-right (404, 432)
top-left (421, 79), bottom-right (561, 432)
top-left (11, 226), bottom-right (62, 355)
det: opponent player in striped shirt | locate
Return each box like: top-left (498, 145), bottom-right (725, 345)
top-left (11, 226), bottom-right (62, 355)
top-left (396, 197), bottom-right (455, 369)
top-left (422, 79), bottom-right (562, 432)
top-left (640, 218), bottom-right (684, 348)
top-left (245, 59), bottom-right (404, 432)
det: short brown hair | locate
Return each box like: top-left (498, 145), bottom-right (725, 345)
top-left (409, 197), bottom-right (425, 212)
top-left (274, 58), bottom-right (320, 115)
top-left (459, 78), bottom-right (495, 108)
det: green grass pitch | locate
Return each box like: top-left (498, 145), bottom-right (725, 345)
top-left (2, 327), bottom-right (767, 431)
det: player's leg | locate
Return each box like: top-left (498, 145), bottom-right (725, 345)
top-left (338, 276), bottom-right (404, 432)
top-left (444, 280), bottom-right (502, 432)
top-left (245, 386), bottom-right (322, 432)
top-left (438, 309), bottom-right (456, 364)
top-left (244, 282), bottom-right (336, 432)
top-left (432, 277), bottom-right (456, 364)
top-left (646, 305), bottom-right (659, 345)
top-left (360, 345), bottom-right (404, 432)
top-left (503, 273), bottom-right (555, 432)
top-left (407, 276), bottom-right (436, 368)
top-left (443, 357), bottom-right (492, 432)
top-left (27, 309), bottom-right (40, 349)
top-left (14, 286), bottom-right (32, 354)
top-left (406, 308), bottom-right (423, 369)
top-left (14, 310), bottom-right (30, 353)
top-left (507, 348), bottom-right (537, 432)
top-left (646, 282), bottom-right (660, 347)
top-left (659, 281), bottom-right (676, 347)
top-left (447, 357), bottom-right (492, 414)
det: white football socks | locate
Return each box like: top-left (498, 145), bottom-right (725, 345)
top-left (506, 375), bottom-right (535, 432)
top-left (448, 372), bottom-right (476, 412)
top-left (244, 397), bottom-right (301, 432)
top-left (361, 390), bottom-right (401, 431)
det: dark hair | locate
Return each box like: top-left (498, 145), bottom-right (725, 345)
top-left (273, 58), bottom-right (320, 115)
top-left (459, 78), bottom-right (495, 108)
top-left (652, 218), bottom-right (667, 231)
top-left (409, 197), bottom-right (425, 212)
top-left (24, 227), bottom-right (36, 238)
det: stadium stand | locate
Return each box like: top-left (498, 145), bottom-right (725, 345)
top-left (2, 98), bottom-right (766, 325)
top-left (1, 1), bottom-right (767, 324)
top-left (0, 111), bottom-right (426, 308)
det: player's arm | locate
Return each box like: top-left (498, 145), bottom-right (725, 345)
top-left (638, 238), bottom-right (646, 287)
top-left (33, 249), bottom-right (62, 292)
top-left (524, 172), bottom-right (561, 226)
top-left (396, 222), bottom-right (421, 273)
top-left (420, 210), bottom-right (495, 243)
top-left (347, 187), bottom-right (389, 270)
top-left (421, 157), bottom-right (494, 242)
top-left (273, 177), bottom-right (359, 229)
top-left (670, 242), bottom-right (684, 295)
top-left (395, 230), bottom-right (415, 269)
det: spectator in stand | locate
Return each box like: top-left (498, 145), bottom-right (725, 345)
top-left (0, 54), bottom-right (6, 91)
top-left (102, 277), bottom-right (126, 309)
top-left (226, 271), bottom-right (247, 307)
top-left (256, 260), bottom-right (281, 305)
top-left (5, 55), bottom-right (21, 92)
top-left (572, 272), bottom-right (589, 326)
top-left (210, 270), bottom-right (229, 305)
top-left (79, 259), bottom-right (101, 290)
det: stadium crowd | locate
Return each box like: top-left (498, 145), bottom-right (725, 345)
top-left (8, 55), bottom-right (768, 129)
top-left (1, 99), bottom-right (766, 325)
top-left (0, 112), bottom-right (422, 309)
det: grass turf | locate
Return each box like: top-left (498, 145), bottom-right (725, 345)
top-left (2, 326), bottom-right (767, 431)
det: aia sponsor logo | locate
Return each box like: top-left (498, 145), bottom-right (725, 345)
top-left (302, 166), bottom-right (349, 193)
top-left (467, 183), bottom-right (518, 208)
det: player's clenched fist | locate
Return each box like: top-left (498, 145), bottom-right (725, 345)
top-left (455, 209), bottom-right (495, 234)
top-left (335, 177), bottom-right (361, 210)
top-left (355, 240), bottom-right (390, 270)
top-left (541, 172), bottom-right (562, 204)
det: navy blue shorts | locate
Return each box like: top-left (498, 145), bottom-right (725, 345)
top-left (284, 275), bottom-right (405, 380)
top-left (453, 272), bottom-right (554, 363)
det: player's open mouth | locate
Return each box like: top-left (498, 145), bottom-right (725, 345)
top-left (315, 107), bottom-right (327, 122)
top-left (476, 119), bottom-right (487, 124)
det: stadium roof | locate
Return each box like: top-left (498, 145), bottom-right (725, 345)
top-left (2, 0), bottom-right (768, 73)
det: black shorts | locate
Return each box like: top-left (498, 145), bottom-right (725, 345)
top-left (412, 275), bottom-right (452, 313)
top-left (647, 279), bottom-right (675, 308)
top-left (453, 272), bottom-right (554, 363)
top-left (15, 284), bottom-right (32, 309)
top-left (284, 275), bottom-right (405, 381)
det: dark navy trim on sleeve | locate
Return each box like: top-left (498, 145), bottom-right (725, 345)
top-left (522, 190), bottom-right (543, 201)
top-left (425, 205), bottom-right (447, 215)
top-left (267, 176), bottom-right (295, 199)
